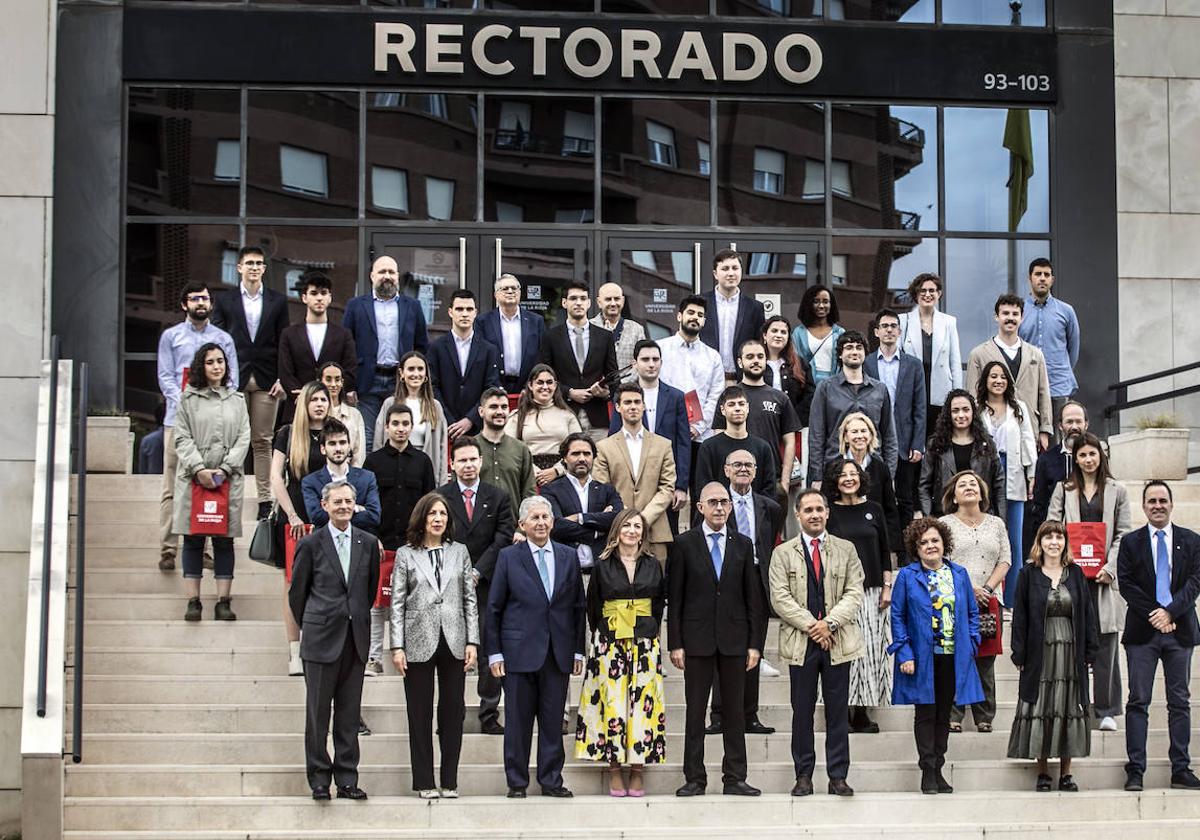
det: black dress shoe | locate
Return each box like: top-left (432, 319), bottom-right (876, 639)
top-left (705, 718), bottom-right (723, 735)
top-left (358, 718), bottom-right (372, 737)
top-left (1172, 770), bottom-right (1200, 789)
top-left (676, 781), bottom-right (706, 797)
top-left (921, 770), bottom-right (938, 795)
top-left (746, 718), bottom-right (776, 735)
top-left (541, 786), bottom-right (574, 798)
top-left (936, 772), bottom-right (953, 794)
top-left (723, 781), bottom-right (761, 796)
top-left (311, 786), bottom-right (331, 801)
top-left (336, 785), bottom-right (368, 800)
top-left (1124, 772), bottom-right (1144, 792)
top-left (1035, 773), bottom-right (1053, 792)
top-left (827, 779), bottom-right (854, 797)
top-left (1058, 775), bottom-right (1078, 792)
top-left (791, 775), bottom-right (813, 797)
top-left (481, 720), bottom-right (505, 736)
top-left (506, 787), bottom-right (527, 798)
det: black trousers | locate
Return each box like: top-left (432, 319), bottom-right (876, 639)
top-left (502, 652), bottom-right (571, 791)
top-left (789, 645), bottom-right (851, 780)
top-left (684, 653), bottom-right (747, 785)
top-left (914, 653), bottom-right (956, 774)
top-left (476, 580), bottom-right (503, 725)
top-left (710, 663), bottom-right (761, 723)
top-left (404, 634), bottom-right (466, 791)
top-left (303, 631), bottom-right (366, 790)
top-left (1126, 633), bottom-right (1193, 775)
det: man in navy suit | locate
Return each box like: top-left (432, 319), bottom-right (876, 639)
top-left (540, 280), bottom-right (618, 440)
top-left (699, 249), bottom-right (766, 379)
top-left (1120, 481), bottom-right (1200, 792)
top-left (609, 339), bottom-right (691, 526)
top-left (210, 245), bottom-right (291, 517)
top-left (477, 273), bottom-right (545, 395)
top-left (342, 255), bottom-right (429, 449)
top-left (427, 289), bottom-right (502, 437)
top-left (300, 421), bottom-right (382, 535)
top-left (864, 309), bottom-right (927, 539)
top-left (542, 432), bottom-right (624, 570)
top-left (486, 496), bottom-right (586, 798)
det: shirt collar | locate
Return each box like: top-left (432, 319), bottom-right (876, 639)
top-left (500, 309), bottom-right (521, 323)
top-left (454, 330), bottom-right (474, 347)
top-left (623, 428), bottom-right (644, 442)
top-left (994, 334), bottom-right (1021, 350)
top-left (568, 474), bottom-right (591, 492)
top-left (1149, 522), bottom-right (1174, 541)
top-left (731, 487), bottom-right (754, 505)
top-left (717, 288), bottom-right (740, 304)
top-left (702, 521), bottom-right (726, 540)
top-left (458, 480), bottom-right (479, 494)
top-left (1029, 293), bottom-right (1054, 307)
top-left (373, 292), bottom-right (397, 303)
top-left (329, 521), bottom-right (351, 539)
top-left (527, 538), bottom-right (552, 557)
top-left (803, 530), bottom-right (827, 547)
top-left (327, 462), bottom-right (350, 481)
top-left (877, 347), bottom-right (900, 363)
top-left (240, 282), bottom-right (262, 301)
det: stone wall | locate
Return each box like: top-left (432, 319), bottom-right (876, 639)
top-left (1116, 1), bottom-right (1200, 430)
top-left (0, 0), bottom-right (55, 831)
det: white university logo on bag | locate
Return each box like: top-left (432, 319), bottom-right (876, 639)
top-left (203, 501), bottom-right (218, 514)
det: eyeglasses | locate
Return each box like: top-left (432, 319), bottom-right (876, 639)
top-left (877, 323), bottom-right (900, 331)
top-left (186, 294), bottom-right (211, 303)
top-left (702, 498), bottom-right (732, 507)
top-left (727, 461), bottom-right (755, 470)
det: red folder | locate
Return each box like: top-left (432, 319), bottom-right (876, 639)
top-left (190, 481), bottom-right (230, 536)
top-left (374, 550), bottom-right (396, 609)
top-left (1067, 521), bottom-right (1108, 579)
top-left (684, 390), bottom-right (703, 426)
top-left (976, 595), bottom-right (1004, 658)
top-left (284, 523), bottom-right (314, 582)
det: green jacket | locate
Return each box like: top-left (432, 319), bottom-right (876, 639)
top-left (172, 385), bottom-right (251, 538)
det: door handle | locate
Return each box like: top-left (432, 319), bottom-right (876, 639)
top-left (693, 242), bottom-right (701, 294)
top-left (494, 237), bottom-right (503, 282)
top-left (459, 237), bottom-right (467, 290)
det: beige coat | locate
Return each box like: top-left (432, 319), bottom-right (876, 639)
top-left (1048, 479), bottom-right (1131, 634)
top-left (965, 339), bottom-right (1054, 436)
top-left (592, 429), bottom-right (676, 558)
top-left (769, 533), bottom-right (865, 666)
top-left (172, 385), bottom-right (251, 538)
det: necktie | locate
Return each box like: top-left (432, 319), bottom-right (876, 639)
top-left (430, 546), bottom-right (443, 590)
top-left (573, 326), bottom-right (586, 371)
top-left (1155, 530), bottom-right (1172, 608)
top-left (336, 532), bottom-right (351, 581)
top-left (463, 487), bottom-right (475, 521)
top-left (709, 532), bottom-right (723, 579)
top-left (535, 548), bottom-right (552, 598)
top-left (735, 498), bottom-right (753, 543)
top-left (810, 538), bottom-right (822, 581)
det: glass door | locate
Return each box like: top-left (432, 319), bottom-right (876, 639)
top-left (603, 236), bottom-right (711, 341)
top-left (719, 238), bottom-right (822, 325)
top-left (369, 232), bottom-right (479, 340)
top-left (485, 233), bottom-right (591, 330)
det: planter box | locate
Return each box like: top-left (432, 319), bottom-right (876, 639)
top-left (1107, 427), bottom-right (1191, 482)
top-left (87, 416), bottom-right (134, 474)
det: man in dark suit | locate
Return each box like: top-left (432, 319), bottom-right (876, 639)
top-left (427, 289), bottom-right (502, 438)
top-left (485, 496), bottom-right (586, 798)
top-left (699, 249), bottom-right (766, 379)
top-left (1120, 480), bottom-right (1200, 792)
top-left (211, 245), bottom-right (291, 517)
top-left (477, 273), bottom-right (545, 395)
top-left (668, 481), bottom-right (766, 797)
top-left (278, 269), bottom-right (358, 424)
top-left (342, 254), bottom-right (430, 449)
top-left (542, 432), bottom-right (624, 569)
top-left (288, 480), bottom-right (381, 801)
top-left (440, 436), bottom-right (515, 735)
top-left (865, 308), bottom-right (927, 537)
top-left (540, 280), bottom-right (618, 440)
top-left (300, 421), bottom-right (381, 535)
top-left (709, 449), bottom-right (784, 735)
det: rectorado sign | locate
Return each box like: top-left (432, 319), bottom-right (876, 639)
top-left (124, 8), bottom-right (1057, 103)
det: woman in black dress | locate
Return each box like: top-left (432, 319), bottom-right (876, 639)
top-left (825, 459), bottom-right (893, 733)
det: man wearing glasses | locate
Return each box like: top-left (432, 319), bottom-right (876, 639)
top-left (155, 282), bottom-right (240, 571)
top-left (478, 273), bottom-right (544, 396)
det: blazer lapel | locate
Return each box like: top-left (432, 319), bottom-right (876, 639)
top-left (321, 527), bottom-right (348, 590)
top-left (551, 544), bottom-right (570, 599)
top-left (413, 546), bottom-right (438, 593)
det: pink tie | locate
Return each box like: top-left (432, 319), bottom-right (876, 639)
top-left (463, 488), bottom-right (475, 521)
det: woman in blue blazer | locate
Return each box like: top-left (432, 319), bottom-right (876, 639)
top-left (889, 516), bottom-right (984, 795)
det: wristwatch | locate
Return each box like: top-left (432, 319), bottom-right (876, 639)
top-left (827, 619), bottom-right (839, 633)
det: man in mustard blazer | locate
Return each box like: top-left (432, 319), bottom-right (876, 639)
top-left (592, 382), bottom-right (677, 561)
top-left (769, 488), bottom-right (864, 798)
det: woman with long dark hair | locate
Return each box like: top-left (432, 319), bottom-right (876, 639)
top-left (919, 390), bottom-right (1004, 519)
top-left (1048, 432), bottom-right (1131, 731)
top-left (976, 361), bottom-right (1037, 609)
top-left (319, 361), bottom-right (366, 467)
top-left (791, 285), bottom-right (845, 386)
top-left (372, 351), bottom-right (450, 484)
top-left (173, 343), bottom-right (251, 621)
top-left (505, 363), bottom-right (582, 486)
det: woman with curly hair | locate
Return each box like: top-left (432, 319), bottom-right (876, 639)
top-left (505, 363), bottom-right (582, 486)
top-left (889, 516), bottom-right (984, 794)
top-left (918, 390), bottom-right (1005, 519)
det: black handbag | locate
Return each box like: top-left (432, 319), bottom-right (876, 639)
top-left (247, 505), bottom-right (278, 567)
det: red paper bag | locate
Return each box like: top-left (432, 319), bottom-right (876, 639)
top-left (190, 480), bottom-right (230, 536)
top-left (976, 595), bottom-right (1004, 658)
top-left (1067, 521), bottom-right (1108, 579)
top-left (684, 390), bottom-right (703, 426)
top-left (284, 523), bottom-right (314, 582)
top-left (374, 550), bottom-right (396, 609)
top-left (179, 365), bottom-right (190, 391)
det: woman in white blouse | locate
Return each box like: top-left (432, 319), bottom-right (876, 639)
top-left (318, 362), bottom-right (365, 467)
top-left (504, 363), bottom-right (581, 487)
top-left (899, 273), bottom-right (963, 433)
top-left (373, 351), bottom-right (449, 485)
top-left (976, 360), bottom-right (1037, 609)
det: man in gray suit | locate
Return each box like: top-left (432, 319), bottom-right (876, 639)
top-left (289, 481), bottom-right (381, 802)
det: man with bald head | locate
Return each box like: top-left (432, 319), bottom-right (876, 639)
top-left (343, 254), bottom-right (429, 449)
top-left (590, 281), bottom-right (646, 377)
top-left (478, 273), bottom-right (545, 394)
top-left (668, 481), bottom-right (766, 797)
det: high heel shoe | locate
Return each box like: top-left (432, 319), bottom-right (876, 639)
top-left (628, 768), bottom-right (645, 798)
top-left (609, 765), bottom-right (627, 798)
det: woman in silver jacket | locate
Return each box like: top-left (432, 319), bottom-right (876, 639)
top-left (390, 491), bottom-right (478, 799)
top-left (1048, 432), bottom-right (1131, 732)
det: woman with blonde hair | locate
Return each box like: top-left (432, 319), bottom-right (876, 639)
top-left (505, 363), bottom-right (582, 486)
top-left (372, 350), bottom-right (449, 484)
top-left (1007, 520), bottom-right (1098, 791)
top-left (575, 508), bottom-right (667, 797)
top-left (837, 412), bottom-right (901, 558)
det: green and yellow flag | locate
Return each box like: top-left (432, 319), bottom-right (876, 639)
top-left (1003, 108), bottom-right (1034, 232)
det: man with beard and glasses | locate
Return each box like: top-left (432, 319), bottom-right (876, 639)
top-left (343, 255), bottom-right (429, 450)
top-left (1026, 400), bottom-right (1090, 550)
top-left (541, 432), bottom-right (624, 572)
top-left (155, 281), bottom-right (240, 571)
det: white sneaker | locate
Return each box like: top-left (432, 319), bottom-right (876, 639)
top-left (364, 659), bottom-right (383, 677)
top-left (1099, 716), bottom-right (1119, 732)
top-left (418, 789), bottom-right (440, 799)
top-left (288, 653), bottom-right (304, 676)
top-left (759, 658), bottom-right (781, 677)
top-left (440, 788), bottom-right (459, 799)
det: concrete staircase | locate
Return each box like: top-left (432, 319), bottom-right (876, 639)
top-left (63, 476), bottom-right (1200, 838)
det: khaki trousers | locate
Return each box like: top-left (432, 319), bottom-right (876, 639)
top-left (244, 374), bottom-right (280, 504)
top-left (159, 427), bottom-right (178, 558)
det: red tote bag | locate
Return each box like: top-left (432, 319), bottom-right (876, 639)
top-left (1067, 521), bottom-right (1108, 579)
top-left (976, 595), bottom-right (1004, 658)
top-left (284, 523), bottom-right (314, 582)
top-left (374, 550), bottom-right (397, 609)
top-left (190, 480), bottom-right (231, 536)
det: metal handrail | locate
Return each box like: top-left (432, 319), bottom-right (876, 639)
top-left (36, 336), bottom-right (60, 718)
top-left (1107, 359), bottom-right (1200, 392)
top-left (71, 362), bottom-right (88, 763)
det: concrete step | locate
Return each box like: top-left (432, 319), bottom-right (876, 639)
top-left (75, 593), bottom-right (288, 622)
top-left (80, 568), bottom-right (285, 596)
top-left (61, 790), bottom-right (1200, 832)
